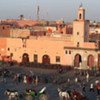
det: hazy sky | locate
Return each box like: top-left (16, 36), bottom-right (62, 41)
top-left (0, 0), bottom-right (99, 22)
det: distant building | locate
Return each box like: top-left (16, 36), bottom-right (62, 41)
top-left (0, 24), bottom-right (30, 38)
top-left (0, 19), bottom-right (39, 28)
top-left (89, 21), bottom-right (100, 34)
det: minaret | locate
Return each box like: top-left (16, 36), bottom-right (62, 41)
top-left (73, 5), bottom-right (90, 47)
top-left (78, 4), bottom-right (85, 20)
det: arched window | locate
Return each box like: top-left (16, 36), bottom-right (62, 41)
top-left (77, 42), bottom-right (80, 47)
top-left (79, 14), bottom-right (82, 19)
top-left (2, 26), bottom-right (5, 30)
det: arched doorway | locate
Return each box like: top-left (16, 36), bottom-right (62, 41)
top-left (22, 53), bottom-right (29, 63)
top-left (42, 55), bottom-right (50, 64)
top-left (74, 54), bottom-right (82, 67)
top-left (87, 55), bottom-right (94, 67)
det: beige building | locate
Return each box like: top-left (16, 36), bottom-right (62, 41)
top-left (0, 6), bottom-right (100, 70)
top-left (0, 24), bottom-right (30, 38)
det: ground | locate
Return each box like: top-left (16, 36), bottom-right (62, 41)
top-left (0, 64), bottom-right (100, 100)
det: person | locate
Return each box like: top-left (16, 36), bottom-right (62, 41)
top-left (30, 71), bottom-right (34, 78)
top-left (18, 75), bottom-right (21, 83)
top-left (90, 83), bottom-right (94, 92)
top-left (95, 80), bottom-right (99, 84)
top-left (35, 76), bottom-right (38, 86)
top-left (96, 83), bottom-right (100, 95)
top-left (45, 77), bottom-right (48, 83)
top-left (67, 78), bottom-right (70, 85)
top-left (13, 74), bottom-right (17, 81)
top-left (72, 89), bottom-right (78, 100)
top-left (75, 77), bottom-right (78, 83)
top-left (23, 75), bottom-right (27, 84)
top-left (59, 68), bottom-right (63, 74)
top-left (3, 76), bottom-right (6, 83)
top-left (86, 72), bottom-right (89, 82)
top-left (68, 78), bottom-right (70, 83)
top-left (82, 83), bottom-right (86, 92)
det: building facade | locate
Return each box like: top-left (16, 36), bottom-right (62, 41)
top-left (0, 6), bottom-right (100, 70)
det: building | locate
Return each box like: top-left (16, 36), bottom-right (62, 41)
top-left (0, 24), bottom-right (30, 38)
top-left (0, 6), bottom-right (100, 70)
top-left (89, 21), bottom-right (100, 34)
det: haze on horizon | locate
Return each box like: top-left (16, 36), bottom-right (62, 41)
top-left (0, 0), bottom-right (99, 22)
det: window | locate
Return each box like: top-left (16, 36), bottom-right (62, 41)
top-left (34, 54), bottom-right (38, 63)
top-left (77, 32), bottom-right (79, 35)
top-left (69, 51), bottom-right (71, 54)
top-left (23, 44), bottom-right (26, 48)
top-left (65, 50), bottom-right (67, 54)
top-left (77, 42), bottom-right (80, 47)
top-left (79, 14), bottom-right (82, 19)
top-left (8, 48), bottom-right (10, 51)
top-left (56, 56), bottom-right (60, 62)
top-left (10, 53), bottom-right (13, 57)
top-left (2, 26), bottom-right (5, 30)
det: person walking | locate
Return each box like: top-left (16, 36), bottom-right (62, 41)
top-left (67, 78), bottom-right (70, 85)
top-left (90, 83), bottom-right (94, 92)
top-left (86, 72), bottom-right (89, 82)
top-left (75, 77), bottom-right (78, 83)
top-left (23, 75), bottom-right (27, 84)
top-left (35, 76), bottom-right (38, 86)
top-left (82, 83), bottom-right (86, 92)
top-left (96, 83), bottom-right (100, 95)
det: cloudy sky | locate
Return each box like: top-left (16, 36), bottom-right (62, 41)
top-left (0, 0), bottom-right (99, 22)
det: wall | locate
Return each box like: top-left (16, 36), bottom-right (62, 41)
top-left (5, 37), bottom-right (74, 65)
top-left (10, 28), bottom-right (30, 38)
top-left (0, 38), bottom-right (7, 60)
top-left (73, 20), bottom-right (85, 47)
top-left (0, 25), bottom-right (10, 37)
top-left (0, 37), bottom-right (99, 69)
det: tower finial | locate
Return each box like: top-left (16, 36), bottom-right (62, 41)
top-left (79, 3), bottom-right (83, 8)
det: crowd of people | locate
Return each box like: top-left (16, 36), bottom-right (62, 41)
top-left (0, 66), bottom-right (100, 100)
top-left (13, 73), bottom-right (39, 85)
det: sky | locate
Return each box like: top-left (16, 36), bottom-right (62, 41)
top-left (0, 0), bottom-right (100, 22)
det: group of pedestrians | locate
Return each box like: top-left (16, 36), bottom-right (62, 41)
top-left (65, 71), bottom-right (100, 98)
top-left (13, 73), bottom-right (39, 86)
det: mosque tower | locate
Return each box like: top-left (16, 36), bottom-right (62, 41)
top-left (78, 4), bottom-right (85, 20)
top-left (73, 5), bottom-right (90, 47)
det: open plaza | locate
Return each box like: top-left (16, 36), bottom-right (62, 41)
top-left (0, 62), bottom-right (100, 100)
